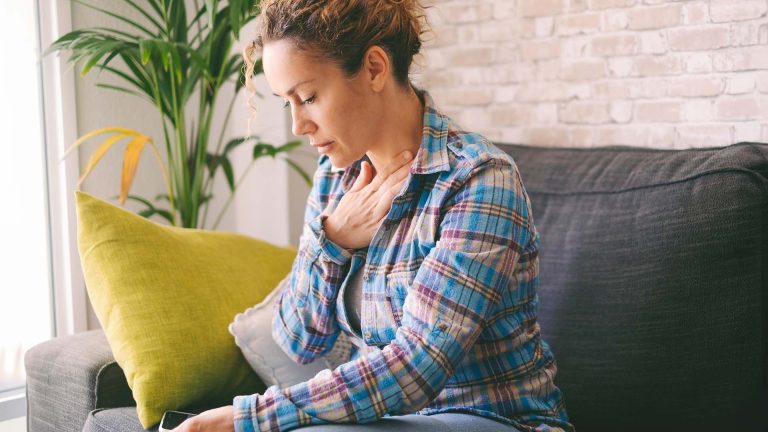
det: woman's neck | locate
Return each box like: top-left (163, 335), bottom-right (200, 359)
top-left (365, 85), bottom-right (424, 175)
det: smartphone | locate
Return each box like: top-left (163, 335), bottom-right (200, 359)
top-left (159, 410), bottom-right (197, 432)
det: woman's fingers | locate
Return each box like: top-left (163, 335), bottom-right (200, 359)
top-left (350, 161), bottom-right (374, 192)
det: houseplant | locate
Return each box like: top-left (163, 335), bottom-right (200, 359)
top-left (46, 0), bottom-right (309, 229)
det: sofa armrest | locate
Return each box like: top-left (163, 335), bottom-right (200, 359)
top-left (25, 330), bottom-right (135, 432)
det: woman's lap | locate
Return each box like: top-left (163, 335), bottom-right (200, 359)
top-left (290, 413), bottom-right (520, 432)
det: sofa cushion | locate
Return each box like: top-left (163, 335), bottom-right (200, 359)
top-left (498, 142), bottom-right (768, 431)
top-left (75, 192), bottom-right (296, 428)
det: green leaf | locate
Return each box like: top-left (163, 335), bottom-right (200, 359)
top-left (284, 158), bottom-right (312, 186)
top-left (220, 158), bottom-right (235, 191)
top-left (71, 0), bottom-right (155, 38)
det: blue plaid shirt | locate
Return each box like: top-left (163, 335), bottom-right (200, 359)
top-left (234, 92), bottom-right (572, 432)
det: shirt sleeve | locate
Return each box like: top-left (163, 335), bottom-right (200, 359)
top-left (234, 158), bottom-right (535, 432)
top-left (271, 160), bottom-right (353, 365)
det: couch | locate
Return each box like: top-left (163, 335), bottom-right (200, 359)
top-left (25, 142), bottom-right (768, 432)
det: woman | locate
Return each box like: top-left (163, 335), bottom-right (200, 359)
top-left (178, 0), bottom-right (572, 431)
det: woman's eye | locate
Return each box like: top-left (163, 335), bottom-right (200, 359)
top-left (301, 96), bottom-right (315, 105)
top-left (282, 100), bottom-right (290, 109)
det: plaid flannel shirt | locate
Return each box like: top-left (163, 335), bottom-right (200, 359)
top-left (234, 92), bottom-right (573, 432)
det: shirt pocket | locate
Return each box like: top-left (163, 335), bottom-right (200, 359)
top-left (385, 270), bottom-right (415, 328)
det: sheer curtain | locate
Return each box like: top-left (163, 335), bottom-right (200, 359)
top-left (0, 0), bottom-right (54, 397)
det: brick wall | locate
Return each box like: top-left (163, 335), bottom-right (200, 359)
top-left (416, 0), bottom-right (768, 148)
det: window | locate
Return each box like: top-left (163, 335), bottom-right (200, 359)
top-left (0, 0), bottom-right (54, 420)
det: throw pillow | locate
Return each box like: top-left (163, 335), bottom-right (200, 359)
top-left (75, 191), bottom-right (296, 428)
top-left (229, 277), bottom-right (356, 388)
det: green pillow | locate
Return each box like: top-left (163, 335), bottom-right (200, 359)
top-left (75, 191), bottom-right (296, 428)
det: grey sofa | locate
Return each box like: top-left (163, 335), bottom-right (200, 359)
top-left (26, 143), bottom-right (768, 432)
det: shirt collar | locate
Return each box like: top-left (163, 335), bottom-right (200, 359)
top-left (335, 90), bottom-right (451, 191)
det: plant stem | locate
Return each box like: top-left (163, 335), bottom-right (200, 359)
top-left (211, 157), bottom-right (256, 230)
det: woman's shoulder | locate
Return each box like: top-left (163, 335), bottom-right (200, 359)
top-left (442, 119), bottom-right (518, 179)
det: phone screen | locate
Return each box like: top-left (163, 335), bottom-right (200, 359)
top-left (160, 411), bottom-right (196, 431)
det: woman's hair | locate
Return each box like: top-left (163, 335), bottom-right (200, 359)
top-left (242, 0), bottom-right (427, 97)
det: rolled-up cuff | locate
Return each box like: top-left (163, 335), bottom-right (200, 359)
top-left (308, 214), bottom-right (353, 266)
top-left (233, 395), bottom-right (257, 432)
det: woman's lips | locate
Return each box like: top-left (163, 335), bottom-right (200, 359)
top-left (312, 141), bottom-right (333, 153)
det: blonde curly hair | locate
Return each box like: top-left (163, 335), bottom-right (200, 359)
top-left (241, 0), bottom-right (428, 127)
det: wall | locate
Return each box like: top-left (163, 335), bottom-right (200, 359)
top-left (417, 0), bottom-right (768, 148)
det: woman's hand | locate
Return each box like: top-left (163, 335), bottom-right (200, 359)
top-left (173, 406), bottom-right (234, 432)
top-left (324, 151), bottom-right (413, 250)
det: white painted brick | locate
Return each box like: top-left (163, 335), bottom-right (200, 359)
top-left (494, 85), bottom-right (519, 104)
top-left (562, 37), bottom-right (590, 58)
top-left (635, 101), bottom-right (682, 122)
top-left (713, 47), bottom-right (768, 72)
top-left (727, 75), bottom-right (757, 94)
top-left (639, 31), bottom-right (668, 54)
top-left (536, 60), bottom-right (565, 81)
top-left (682, 2), bottom-right (710, 25)
top-left (446, 47), bottom-right (496, 66)
top-left (479, 22), bottom-right (518, 43)
top-left (730, 22), bottom-right (765, 47)
top-left (458, 26), bottom-right (480, 44)
top-left (428, 26), bottom-right (460, 48)
top-left (675, 124), bottom-right (734, 147)
top-left (668, 26), bottom-right (731, 52)
top-left (710, 0), bottom-right (768, 23)
top-left (716, 96), bottom-right (768, 120)
top-left (682, 100), bottom-right (714, 122)
top-left (633, 55), bottom-right (683, 77)
top-left (536, 17), bottom-right (556, 37)
top-left (610, 101), bottom-right (634, 123)
top-left (438, 2), bottom-right (495, 24)
top-left (645, 125), bottom-right (677, 148)
top-left (490, 103), bottom-right (558, 125)
top-left (560, 101), bottom-right (612, 124)
top-left (521, 127), bottom-right (569, 146)
top-left (559, 59), bottom-right (608, 80)
top-left (494, 0), bottom-right (516, 20)
top-left (734, 122), bottom-right (762, 142)
top-left (601, 10), bottom-right (629, 31)
top-left (608, 57), bottom-right (634, 77)
top-left (684, 53), bottom-right (714, 74)
top-left (459, 107), bottom-right (493, 130)
top-left (439, 88), bottom-right (495, 106)
top-left (628, 78), bottom-right (669, 98)
top-left (421, 70), bottom-right (464, 88)
top-left (567, 0), bottom-right (589, 14)
top-left (520, 0), bottom-right (565, 17)
top-left (590, 33), bottom-right (640, 56)
top-left (589, 0), bottom-right (637, 10)
top-left (594, 126), bottom-right (648, 146)
top-left (557, 13), bottom-right (601, 35)
top-left (756, 72), bottom-right (768, 92)
top-left (593, 80), bottom-right (632, 99)
top-left (627, 4), bottom-right (681, 30)
top-left (763, 124), bottom-right (768, 143)
top-left (520, 38), bottom-right (562, 60)
top-left (568, 128), bottom-right (596, 146)
top-left (668, 76), bottom-right (725, 97)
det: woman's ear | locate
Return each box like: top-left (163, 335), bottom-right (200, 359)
top-left (362, 46), bottom-right (391, 93)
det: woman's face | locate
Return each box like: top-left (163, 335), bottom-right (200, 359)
top-left (262, 39), bottom-right (379, 168)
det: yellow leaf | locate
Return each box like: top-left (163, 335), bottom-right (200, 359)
top-left (62, 127), bottom-right (143, 160)
top-left (78, 134), bottom-right (129, 186)
top-left (120, 135), bottom-right (152, 205)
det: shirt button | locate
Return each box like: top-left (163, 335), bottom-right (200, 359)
top-left (364, 331), bottom-right (372, 339)
top-left (438, 322), bottom-right (448, 331)
top-left (363, 273), bottom-right (371, 282)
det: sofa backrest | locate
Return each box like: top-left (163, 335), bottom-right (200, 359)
top-left (498, 142), bottom-right (768, 431)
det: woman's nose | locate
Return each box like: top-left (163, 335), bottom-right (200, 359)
top-left (291, 106), bottom-right (315, 136)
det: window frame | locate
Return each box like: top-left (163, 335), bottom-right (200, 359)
top-left (0, 0), bottom-right (85, 422)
